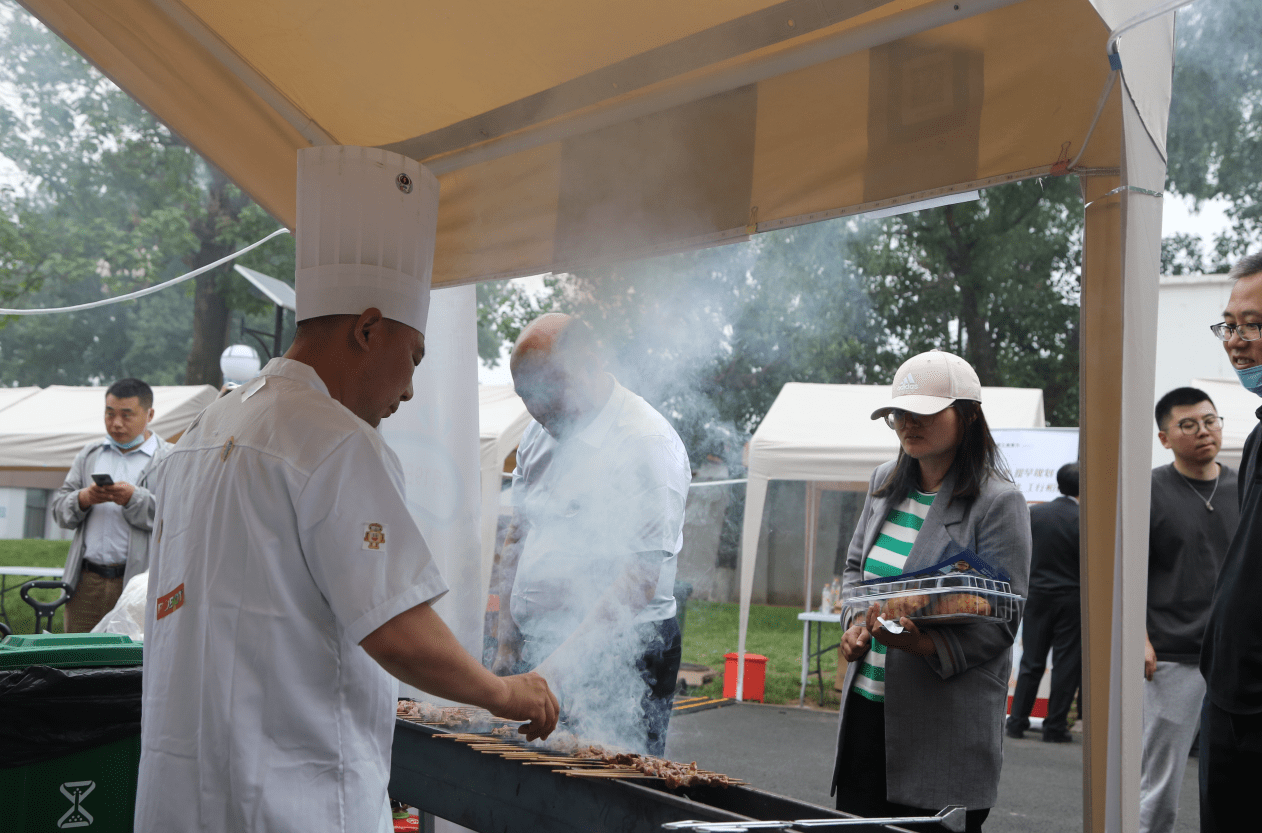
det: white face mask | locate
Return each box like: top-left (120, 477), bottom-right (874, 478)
top-left (109, 433), bottom-right (145, 451)
top-left (1236, 364), bottom-right (1262, 398)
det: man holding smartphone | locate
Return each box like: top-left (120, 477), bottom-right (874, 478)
top-left (51, 378), bottom-right (171, 631)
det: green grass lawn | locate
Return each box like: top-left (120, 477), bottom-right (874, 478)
top-left (0, 539), bottom-right (72, 635)
top-left (0, 545), bottom-right (845, 709)
top-left (681, 600), bottom-right (844, 709)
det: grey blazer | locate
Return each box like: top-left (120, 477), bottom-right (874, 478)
top-left (51, 435), bottom-right (172, 592)
top-left (833, 460), bottom-right (1032, 811)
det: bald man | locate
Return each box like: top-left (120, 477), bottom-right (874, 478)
top-left (493, 314), bottom-right (691, 755)
top-left (136, 309), bottom-right (557, 831)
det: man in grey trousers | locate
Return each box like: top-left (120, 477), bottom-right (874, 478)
top-left (1140, 387), bottom-right (1238, 832)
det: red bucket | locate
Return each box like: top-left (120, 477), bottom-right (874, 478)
top-left (722, 652), bottom-right (767, 702)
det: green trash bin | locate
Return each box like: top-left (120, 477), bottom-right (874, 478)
top-left (0, 633), bottom-right (143, 832)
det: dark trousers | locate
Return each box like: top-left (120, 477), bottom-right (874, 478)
top-left (835, 691), bottom-right (991, 833)
top-left (1007, 591), bottom-right (1081, 735)
top-left (1199, 696), bottom-right (1262, 832)
top-left (638, 616), bottom-right (682, 757)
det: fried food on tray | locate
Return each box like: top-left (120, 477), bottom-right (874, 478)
top-left (933, 593), bottom-right (992, 616)
top-left (881, 594), bottom-right (929, 620)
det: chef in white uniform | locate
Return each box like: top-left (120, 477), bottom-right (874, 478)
top-left (134, 146), bottom-right (557, 832)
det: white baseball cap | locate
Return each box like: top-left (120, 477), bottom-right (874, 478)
top-left (295, 145), bottom-right (439, 335)
top-left (870, 349), bottom-right (982, 420)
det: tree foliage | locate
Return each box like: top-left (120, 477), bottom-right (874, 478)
top-left (850, 177), bottom-right (1083, 425)
top-left (0, 1), bottom-right (293, 387)
top-left (1164, 0), bottom-right (1262, 265)
top-left (546, 220), bottom-right (887, 462)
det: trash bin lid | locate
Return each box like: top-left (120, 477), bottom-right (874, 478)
top-left (0, 633), bottom-right (142, 669)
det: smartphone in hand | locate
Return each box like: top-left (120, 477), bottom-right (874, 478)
top-left (91, 473), bottom-right (115, 488)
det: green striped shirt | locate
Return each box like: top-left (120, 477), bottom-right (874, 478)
top-left (854, 488), bottom-right (935, 703)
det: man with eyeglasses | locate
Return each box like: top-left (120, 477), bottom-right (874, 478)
top-left (1140, 387), bottom-right (1239, 833)
top-left (1199, 252), bottom-right (1262, 832)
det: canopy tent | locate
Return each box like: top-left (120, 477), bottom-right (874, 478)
top-left (0, 387), bottom-right (42, 415)
top-left (740, 382), bottom-right (1045, 619)
top-left (16, 0), bottom-right (1179, 828)
top-left (0, 385), bottom-right (219, 488)
top-left (477, 384), bottom-right (531, 597)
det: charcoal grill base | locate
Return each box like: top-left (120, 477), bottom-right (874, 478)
top-left (389, 719), bottom-right (912, 833)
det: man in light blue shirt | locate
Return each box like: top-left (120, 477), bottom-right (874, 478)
top-left (493, 314), bottom-right (690, 755)
top-left (52, 378), bottom-right (171, 632)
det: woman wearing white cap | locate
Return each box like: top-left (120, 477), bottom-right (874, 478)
top-left (830, 350), bottom-right (1031, 832)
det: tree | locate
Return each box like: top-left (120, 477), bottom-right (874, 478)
top-left (1164, 0), bottom-right (1262, 266)
top-left (849, 177), bottom-right (1083, 425)
top-left (0, 1), bottom-right (293, 387)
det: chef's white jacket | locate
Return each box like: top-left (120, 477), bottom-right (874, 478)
top-left (135, 358), bottom-right (447, 832)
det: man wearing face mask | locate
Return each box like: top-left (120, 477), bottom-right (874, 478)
top-left (51, 378), bottom-right (171, 632)
top-left (1200, 251), bottom-right (1262, 831)
top-left (492, 313), bottom-right (690, 755)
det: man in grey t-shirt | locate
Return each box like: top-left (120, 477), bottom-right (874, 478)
top-left (1140, 387), bottom-right (1240, 833)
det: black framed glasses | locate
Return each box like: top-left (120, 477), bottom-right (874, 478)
top-left (1210, 322), bottom-right (1262, 341)
top-left (883, 409), bottom-right (939, 430)
top-left (1174, 415), bottom-right (1224, 435)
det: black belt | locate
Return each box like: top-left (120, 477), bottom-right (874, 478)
top-left (82, 560), bottom-right (126, 579)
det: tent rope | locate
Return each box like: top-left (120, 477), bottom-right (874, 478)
top-left (0, 228), bottom-right (292, 316)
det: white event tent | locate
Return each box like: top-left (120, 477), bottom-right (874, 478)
top-left (0, 387), bottom-right (42, 415)
top-left (477, 384), bottom-right (531, 597)
top-left (0, 385), bottom-right (219, 489)
top-left (14, 0), bottom-right (1183, 825)
top-left (738, 382), bottom-right (1046, 653)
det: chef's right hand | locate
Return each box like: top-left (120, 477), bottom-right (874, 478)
top-left (495, 671), bottom-right (559, 741)
top-left (841, 615), bottom-right (873, 663)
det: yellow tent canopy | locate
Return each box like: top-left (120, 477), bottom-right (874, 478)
top-left (16, 0), bottom-right (1180, 829)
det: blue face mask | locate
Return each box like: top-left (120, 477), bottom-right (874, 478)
top-left (109, 433), bottom-right (145, 452)
top-left (1235, 364), bottom-right (1262, 397)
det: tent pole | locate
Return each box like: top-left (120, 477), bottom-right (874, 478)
top-left (804, 482), bottom-right (817, 615)
top-left (1079, 168), bottom-right (1123, 833)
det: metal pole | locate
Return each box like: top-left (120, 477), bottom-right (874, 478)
top-left (273, 304), bottom-right (284, 358)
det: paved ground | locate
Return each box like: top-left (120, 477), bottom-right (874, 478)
top-left (664, 703), bottom-right (1200, 832)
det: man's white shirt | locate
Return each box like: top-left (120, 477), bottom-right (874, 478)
top-left (510, 377), bottom-right (690, 650)
top-left (83, 434), bottom-right (159, 566)
top-left (135, 358), bottom-right (447, 832)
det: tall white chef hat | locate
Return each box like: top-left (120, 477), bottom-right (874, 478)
top-left (295, 145), bottom-right (439, 335)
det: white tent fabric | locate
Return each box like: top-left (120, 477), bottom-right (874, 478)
top-left (0, 387), bottom-right (42, 414)
top-left (382, 287), bottom-right (485, 681)
top-left (744, 383), bottom-right (1046, 484)
top-left (0, 385), bottom-right (218, 469)
top-left (736, 383), bottom-right (1047, 703)
top-left (477, 384), bottom-right (531, 601)
top-left (9, 0), bottom-right (1182, 826)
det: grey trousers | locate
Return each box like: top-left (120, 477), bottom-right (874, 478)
top-left (1139, 661), bottom-right (1204, 833)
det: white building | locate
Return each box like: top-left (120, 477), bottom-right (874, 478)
top-left (1152, 273), bottom-right (1255, 470)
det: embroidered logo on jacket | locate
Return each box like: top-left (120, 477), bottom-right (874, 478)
top-left (363, 523), bottom-right (388, 551)
top-left (156, 583), bottom-right (185, 620)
